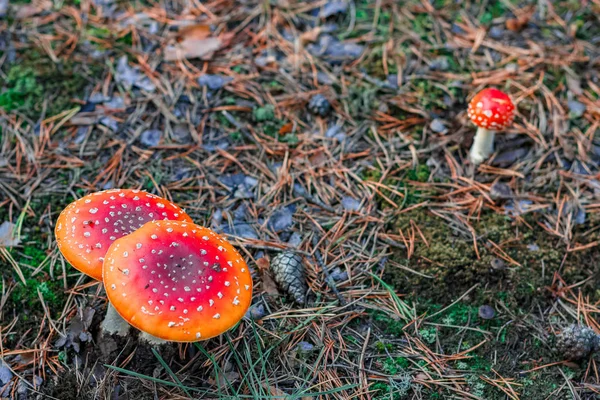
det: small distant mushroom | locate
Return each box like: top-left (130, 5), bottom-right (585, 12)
top-left (55, 189), bottom-right (193, 336)
top-left (467, 88), bottom-right (515, 164)
top-left (103, 220), bottom-right (253, 342)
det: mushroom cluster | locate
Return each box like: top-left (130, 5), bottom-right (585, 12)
top-left (55, 189), bottom-right (253, 342)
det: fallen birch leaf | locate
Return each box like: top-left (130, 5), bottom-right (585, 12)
top-left (13, 0), bottom-right (51, 19)
top-left (257, 258), bottom-right (280, 296)
top-left (164, 29), bottom-right (233, 61)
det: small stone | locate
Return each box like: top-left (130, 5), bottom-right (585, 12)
top-left (269, 207), bottom-right (294, 232)
top-left (245, 303), bottom-right (266, 320)
top-left (430, 56), bottom-right (449, 71)
top-left (287, 232), bottom-right (303, 248)
top-left (386, 74), bottom-right (399, 89)
top-left (197, 74), bottom-right (232, 90)
top-left (0, 0), bottom-right (8, 18)
top-left (0, 361), bottom-right (13, 384)
top-left (316, 72), bottom-right (334, 85)
top-left (489, 181), bottom-right (513, 200)
top-left (330, 267), bottom-right (348, 282)
top-left (341, 196), bottom-right (361, 211)
top-left (429, 118), bottom-right (447, 134)
top-left (568, 100), bottom-right (586, 118)
top-left (527, 244), bottom-right (539, 252)
top-left (489, 26), bottom-right (505, 39)
top-left (325, 125), bottom-right (346, 141)
top-left (505, 63), bottom-right (518, 73)
top-left (297, 341), bottom-right (315, 352)
top-left (139, 129), bottom-right (161, 147)
top-left (222, 223), bottom-right (258, 240)
top-left (307, 94), bottom-right (331, 117)
top-left (478, 305), bottom-right (495, 320)
top-left (320, 1), bottom-right (347, 18)
top-left (99, 117), bottom-right (118, 131)
top-left (575, 208), bottom-right (586, 225)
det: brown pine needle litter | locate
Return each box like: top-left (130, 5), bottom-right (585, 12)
top-left (0, 0), bottom-right (600, 398)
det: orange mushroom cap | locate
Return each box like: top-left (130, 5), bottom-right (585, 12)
top-left (467, 88), bottom-right (515, 131)
top-left (103, 220), bottom-right (253, 342)
top-left (55, 189), bottom-right (192, 281)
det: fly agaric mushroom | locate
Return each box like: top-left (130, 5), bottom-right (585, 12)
top-left (55, 189), bottom-right (193, 336)
top-left (467, 88), bottom-right (515, 164)
top-left (103, 220), bottom-right (253, 342)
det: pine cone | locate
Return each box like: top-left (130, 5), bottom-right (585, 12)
top-left (555, 324), bottom-right (600, 360)
top-left (307, 94), bottom-right (331, 117)
top-left (270, 252), bottom-right (307, 304)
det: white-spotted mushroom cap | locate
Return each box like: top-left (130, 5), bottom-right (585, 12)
top-left (103, 220), bottom-right (253, 342)
top-left (55, 189), bottom-right (192, 281)
top-left (467, 88), bottom-right (515, 131)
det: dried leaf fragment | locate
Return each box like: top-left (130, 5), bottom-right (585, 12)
top-left (164, 28), bottom-right (233, 61)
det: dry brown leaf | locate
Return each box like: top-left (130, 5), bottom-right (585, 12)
top-left (299, 26), bottom-right (321, 45)
top-left (164, 28), bottom-right (232, 61)
top-left (174, 24), bottom-right (211, 41)
top-left (14, 0), bottom-right (52, 19)
top-left (506, 16), bottom-right (529, 32)
top-left (256, 257), bottom-right (270, 271)
top-left (257, 258), bottom-right (280, 296)
top-left (278, 122), bottom-right (294, 135)
top-left (261, 384), bottom-right (288, 397)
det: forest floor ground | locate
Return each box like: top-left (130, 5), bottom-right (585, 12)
top-left (1, 0), bottom-right (600, 399)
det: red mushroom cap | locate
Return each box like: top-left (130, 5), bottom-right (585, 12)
top-left (467, 88), bottom-right (515, 131)
top-left (55, 189), bottom-right (192, 281)
top-left (103, 220), bottom-right (253, 342)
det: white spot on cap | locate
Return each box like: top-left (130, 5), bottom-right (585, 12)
top-left (151, 235), bottom-right (158, 239)
top-left (89, 208), bottom-right (98, 214)
top-left (168, 322), bottom-right (176, 327)
top-left (123, 269), bottom-right (129, 275)
top-left (196, 332), bottom-right (201, 338)
top-left (197, 305), bottom-right (203, 311)
top-left (213, 313), bottom-right (220, 319)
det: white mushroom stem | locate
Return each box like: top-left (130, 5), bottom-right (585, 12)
top-left (469, 127), bottom-right (495, 165)
top-left (100, 302), bottom-right (131, 336)
top-left (139, 331), bottom-right (168, 346)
